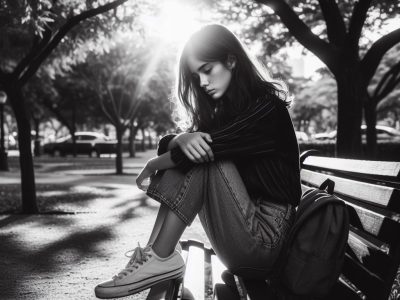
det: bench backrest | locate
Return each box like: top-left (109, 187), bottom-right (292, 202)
top-left (300, 150), bottom-right (400, 300)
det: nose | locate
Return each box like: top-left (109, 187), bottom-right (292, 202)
top-left (199, 74), bottom-right (209, 88)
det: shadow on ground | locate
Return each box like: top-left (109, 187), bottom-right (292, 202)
top-left (0, 183), bottom-right (158, 299)
top-left (0, 184), bottom-right (115, 213)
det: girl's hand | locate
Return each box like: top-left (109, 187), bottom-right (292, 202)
top-left (136, 160), bottom-right (156, 192)
top-left (175, 132), bottom-right (214, 163)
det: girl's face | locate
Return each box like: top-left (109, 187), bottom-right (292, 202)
top-left (187, 54), bottom-right (233, 100)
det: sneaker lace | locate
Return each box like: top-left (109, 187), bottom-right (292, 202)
top-left (113, 243), bottom-right (152, 279)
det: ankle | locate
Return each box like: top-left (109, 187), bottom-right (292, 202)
top-left (152, 244), bottom-right (174, 259)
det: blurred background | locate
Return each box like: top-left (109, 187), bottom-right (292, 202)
top-left (0, 0), bottom-right (400, 212)
top-left (1, 0), bottom-right (399, 164)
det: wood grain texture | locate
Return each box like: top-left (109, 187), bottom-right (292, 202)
top-left (303, 156), bottom-right (400, 177)
top-left (301, 169), bottom-right (395, 207)
top-left (182, 246), bottom-right (205, 300)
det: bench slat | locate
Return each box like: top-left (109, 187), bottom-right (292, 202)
top-left (211, 254), bottom-right (226, 287)
top-left (302, 184), bottom-right (400, 246)
top-left (328, 275), bottom-right (367, 300)
top-left (342, 253), bottom-right (385, 299)
top-left (338, 275), bottom-right (366, 299)
top-left (301, 169), bottom-right (398, 209)
top-left (347, 201), bottom-right (400, 246)
top-left (347, 228), bottom-right (395, 280)
top-left (302, 156), bottom-right (400, 178)
top-left (182, 245), bottom-right (205, 300)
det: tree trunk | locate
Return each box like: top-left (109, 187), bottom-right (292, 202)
top-left (364, 99), bottom-right (378, 158)
top-left (34, 118), bottom-right (41, 157)
top-left (335, 73), bottom-right (363, 158)
top-left (140, 127), bottom-right (146, 151)
top-left (147, 129), bottom-right (153, 149)
top-left (72, 101), bottom-right (77, 157)
top-left (128, 122), bottom-right (137, 158)
top-left (71, 130), bottom-right (77, 157)
top-left (115, 125), bottom-right (124, 174)
top-left (6, 82), bottom-right (38, 213)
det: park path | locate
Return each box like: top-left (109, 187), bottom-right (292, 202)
top-left (0, 150), bottom-right (209, 300)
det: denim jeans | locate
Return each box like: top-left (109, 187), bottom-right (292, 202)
top-left (146, 160), bottom-right (295, 279)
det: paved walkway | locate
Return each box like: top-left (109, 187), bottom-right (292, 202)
top-left (0, 150), bottom-right (208, 299)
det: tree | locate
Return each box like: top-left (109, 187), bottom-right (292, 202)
top-left (48, 71), bottom-right (107, 156)
top-left (291, 73), bottom-right (337, 134)
top-left (0, 0), bottom-right (132, 213)
top-left (77, 35), bottom-right (175, 173)
top-left (219, 0), bottom-right (400, 157)
top-left (365, 44), bottom-right (400, 156)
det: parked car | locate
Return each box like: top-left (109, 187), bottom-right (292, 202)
top-left (313, 131), bottom-right (337, 141)
top-left (313, 125), bottom-right (400, 142)
top-left (295, 131), bottom-right (309, 142)
top-left (43, 131), bottom-right (117, 157)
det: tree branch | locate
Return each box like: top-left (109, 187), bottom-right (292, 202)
top-left (255, 0), bottom-right (339, 73)
top-left (13, 26), bottom-right (52, 77)
top-left (122, 100), bottom-right (142, 131)
top-left (317, 0), bottom-right (346, 46)
top-left (98, 90), bottom-right (119, 126)
top-left (348, 0), bottom-right (372, 49)
top-left (19, 0), bottom-right (129, 85)
top-left (42, 101), bottom-right (72, 131)
top-left (361, 28), bottom-right (400, 86)
top-left (373, 60), bottom-right (400, 105)
top-left (106, 84), bottom-right (122, 125)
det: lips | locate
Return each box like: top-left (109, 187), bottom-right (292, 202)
top-left (206, 89), bottom-right (216, 95)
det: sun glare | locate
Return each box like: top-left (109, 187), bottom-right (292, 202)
top-left (158, 1), bottom-right (201, 42)
top-left (142, 0), bottom-right (203, 44)
top-left (132, 0), bottom-right (207, 100)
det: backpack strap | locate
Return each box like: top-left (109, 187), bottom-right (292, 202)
top-left (319, 178), bottom-right (335, 195)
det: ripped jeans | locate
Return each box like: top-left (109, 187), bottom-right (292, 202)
top-left (146, 160), bottom-right (295, 279)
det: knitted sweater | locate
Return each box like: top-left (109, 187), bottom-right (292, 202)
top-left (156, 95), bottom-right (301, 206)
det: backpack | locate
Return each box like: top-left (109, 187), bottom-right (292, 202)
top-left (280, 179), bottom-right (350, 298)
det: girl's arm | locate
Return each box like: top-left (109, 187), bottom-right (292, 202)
top-left (148, 151), bottom-right (176, 171)
top-left (136, 151), bottom-right (177, 191)
top-left (157, 132), bottom-right (214, 163)
top-left (169, 98), bottom-right (290, 172)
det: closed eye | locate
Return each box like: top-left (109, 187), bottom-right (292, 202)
top-left (203, 67), bottom-right (212, 74)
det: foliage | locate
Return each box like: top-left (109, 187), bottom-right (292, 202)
top-left (0, 0), bottom-right (153, 79)
top-left (214, 0), bottom-right (399, 56)
top-left (291, 73), bottom-right (337, 133)
top-left (75, 34), bottom-right (174, 131)
top-left (371, 44), bottom-right (400, 117)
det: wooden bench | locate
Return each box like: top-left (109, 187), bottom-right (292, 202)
top-left (147, 151), bottom-right (400, 299)
top-left (299, 150), bottom-right (400, 300)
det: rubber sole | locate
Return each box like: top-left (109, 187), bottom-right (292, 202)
top-left (94, 266), bottom-right (185, 299)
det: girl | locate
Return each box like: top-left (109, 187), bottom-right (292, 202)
top-left (95, 24), bottom-right (301, 299)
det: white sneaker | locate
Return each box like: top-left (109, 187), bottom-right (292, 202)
top-left (95, 245), bottom-right (185, 299)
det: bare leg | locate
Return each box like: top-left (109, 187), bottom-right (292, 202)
top-left (147, 203), bottom-right (169, 246)
top-left (152, 208), bottom-right (186, 258)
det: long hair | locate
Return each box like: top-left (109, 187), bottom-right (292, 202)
top-left (174, 24), bottom-right (290, 132)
